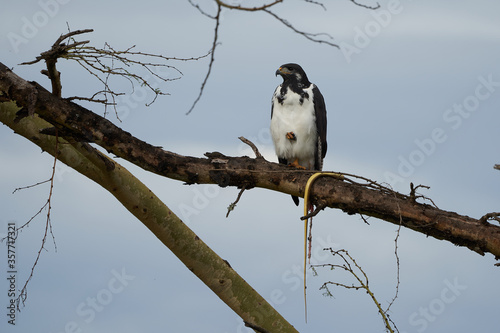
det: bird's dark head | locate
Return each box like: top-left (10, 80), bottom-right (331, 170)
top-left (275, 63), bottom-right (310, 85)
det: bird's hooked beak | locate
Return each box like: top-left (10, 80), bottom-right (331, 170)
top-left (276, 66), bottom-right (291, 77)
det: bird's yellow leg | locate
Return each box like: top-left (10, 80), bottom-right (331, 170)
top-left (289, 158), bottom-right (306, 169)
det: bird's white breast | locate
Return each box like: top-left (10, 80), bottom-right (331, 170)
top-left (270, 85), bottom-right (318, 168)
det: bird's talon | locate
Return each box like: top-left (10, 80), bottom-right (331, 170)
top-left (286, 131), bottom-right (296, 141)
top-left (289, 159), bottom-right (306, 169)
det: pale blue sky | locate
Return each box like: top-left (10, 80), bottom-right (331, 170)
top-left (1, 1), bottom-right (500, 332)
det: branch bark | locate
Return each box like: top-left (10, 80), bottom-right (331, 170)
top-left (1, 62), bottom-right (500, 263)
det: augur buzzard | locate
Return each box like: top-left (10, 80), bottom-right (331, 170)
top-left (271, 63), bottom-right (327, 205)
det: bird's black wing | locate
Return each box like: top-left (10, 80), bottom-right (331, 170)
top-left (271, 98), bottom-right (274, 119)
top-left (312, 85), bottom-right (327, 170)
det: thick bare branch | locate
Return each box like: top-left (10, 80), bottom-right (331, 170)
top-left (1, 62), bottom-right (500, 261)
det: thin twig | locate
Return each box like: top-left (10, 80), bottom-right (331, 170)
top-left (66, 95), bottom-right (115, 105)
top-left (20, 28), bottom-right (210, 117)
top-left (185, 0), bottom-right (341, 114)
top-left (409, 183), bottom-right (438, 208)
top-left (300, 202), bottom-right (326, 220)
top-left (339, 172), bottom-right (439, 211)
top-left (226, 185), bottom-right (247, 218)
top-left (16, 130), bottom-right (59, 310)
top-left (263, 9), bottom-right (339, 48)
top-left (16, 201), bottom-right (48, 232)
top-left (314, 248), bottom-right (396, 333)
top-left (386, 185), bottom-right (402, 315)
top-left (187, 0), bottom-right (217, 19)
top-left (217, 0), bottom-right (283, 11)
top-left (479, 212), bottom-right (500, 225)
top-left (186, 2), bottom-right (222, 115)
top-left (238, 136), bottom-right (263, 159)
top-left (359, 214), bottom-right (370, 225)
top-left (304, 0), bottom-right (327, 11)
top-left (307, 214), bottom-right (313, 263)
top-left (349, 0), bottom-right (381, 9)
top-left (12, 179), bottom-right (51, 194)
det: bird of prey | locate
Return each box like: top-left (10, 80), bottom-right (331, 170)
top-left (271, 63), bottom-right (327, 205)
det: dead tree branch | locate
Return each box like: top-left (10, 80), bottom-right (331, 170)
top-left (238, 136), bottom-right (263, 159)
top-left (8, 129), bottom-right (59, 310)
top-left (187, 0), bottom-right (376, 113)
top-left (1, 62), bottom-right (500, 261)
top-left (313, 248), bottom-right (395, 333)
top-left (186, 2), bottom-right (221, 115)
top-left (226, 185), bottom-right (247, 218)
top-left (20, 29), bottom-right (210, 118)
top-left (262, 9), bottom-right (339, 48)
